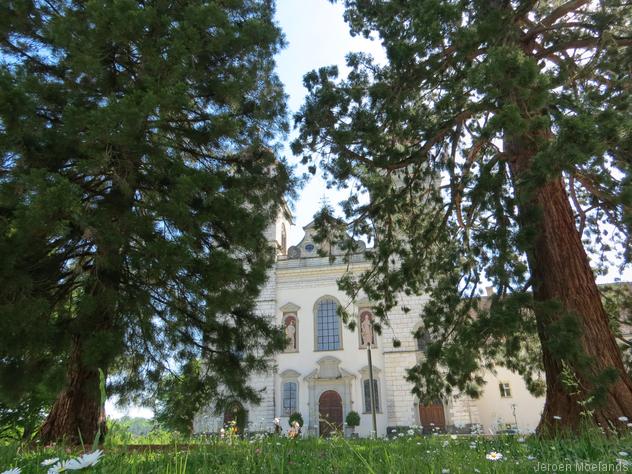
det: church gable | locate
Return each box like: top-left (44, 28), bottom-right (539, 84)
top-left (286, 221), bottom-right (366, 259)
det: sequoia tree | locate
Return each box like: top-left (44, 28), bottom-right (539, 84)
top-left (294, 0), bottom-right (632, 432)
top-left (0, 0), bottom-right (290, 444)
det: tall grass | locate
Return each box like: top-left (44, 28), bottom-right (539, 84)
top-left (1, 429), bottom-right (631, 473)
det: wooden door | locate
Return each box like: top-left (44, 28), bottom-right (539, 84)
top-left (224, 401), bottom-right (247, 433)
top-left (319, 390), bottom-right (343, 436)
top-left (419, 401), bottom-right (446, 434)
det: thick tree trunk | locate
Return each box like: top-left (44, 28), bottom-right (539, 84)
top-left (39, 339), bottom-right (107, 445)
top-left (508, 137), bottom-right (632, 433)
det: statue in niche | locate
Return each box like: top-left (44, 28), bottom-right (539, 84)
top-left (285, 317), bottom-right (296, 350)
top-left (360, 312), bottom-right (374, 346)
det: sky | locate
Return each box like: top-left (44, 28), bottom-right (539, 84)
top-left (105, 0), bottom-right (381, 420)
top-left (274, 0), bottom-right (385, 245)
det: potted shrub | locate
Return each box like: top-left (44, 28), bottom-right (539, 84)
top-left (345, 411), bottom-right (360, 437)
top-left (288, 412), bottom-right (303, 438)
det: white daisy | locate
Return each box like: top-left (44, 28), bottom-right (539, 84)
top-left (486, 451), bottom-right (504, 461)
top-left (74, 450), bottom-right (103, 468)
top-left (619, 451), bottom-right (629, 457)
top-left (47, 464), bottom-right (64, 474)
top-left (41, 458), bottom-right (60, 467)
top-left (1, 468), bottom-right (21, 474)
top-left (619, 416), bottom-right (629, 422)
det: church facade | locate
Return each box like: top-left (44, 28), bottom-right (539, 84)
top-left (193, 209), bottom-right (545, 437)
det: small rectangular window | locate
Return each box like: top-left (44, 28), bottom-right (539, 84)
top-left (499, 382), bottom-right (511, 398)
top-left (363, 379), bottom-right (380, 412)
top-left (283, 382), bottom-right (297, 415)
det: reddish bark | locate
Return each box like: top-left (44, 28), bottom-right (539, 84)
top-left (508, 136), bottom-right (632, 433)
top-left (39, 339), bottom-right (107, 446)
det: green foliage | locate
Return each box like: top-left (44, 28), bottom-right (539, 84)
top-left (288, 412), bottom-right (303, 428)
top-left (345, 411), bottom-right (360, 428)
top-left (295, 0), bottom-right (632, 406)
top-left (602, 283), bottom-right (632, 376)
top-left (153, 360), bottom-right (209, 436)
top-left (0, 0), bottom-right (293, 435)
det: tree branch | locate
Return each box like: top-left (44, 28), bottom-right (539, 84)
top-left (540, 0), bottom-right (590, 28)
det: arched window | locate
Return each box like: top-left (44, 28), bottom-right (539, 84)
top-left (315, 298), bottom-right (342, 351)
top-left (283, 381), bottom-right (297, 415)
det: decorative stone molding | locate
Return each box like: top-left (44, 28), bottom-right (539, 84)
top-left (280, 302), bottom-right (301, 313)
top-left (279, 369), bottom-right (301, 379)
top-left (304, 356), bottom-right (356, 436)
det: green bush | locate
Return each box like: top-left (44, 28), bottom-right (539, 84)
top-left (288, 412), bottom-right (304, 427)
top-left (345, 411), bottom-right (360, 428)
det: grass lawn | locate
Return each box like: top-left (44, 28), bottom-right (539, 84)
top-left (2, 431), bottom-right (631, 473)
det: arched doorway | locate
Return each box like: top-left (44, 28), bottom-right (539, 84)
top-left (419, 400), bottom-right (446, 434)
top-left (223, 401), bottom-right (247, 434)
top-left (319, 390), bottom-right (343, 437)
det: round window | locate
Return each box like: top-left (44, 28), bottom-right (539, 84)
top-left (304, 243), bottom-right (315, 252)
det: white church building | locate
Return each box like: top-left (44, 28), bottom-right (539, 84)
top-left (193, 207), bottom-right (545, 437)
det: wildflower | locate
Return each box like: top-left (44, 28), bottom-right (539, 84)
top-left (628, 423), bottom-right (632, 428)
top-left (619, 451), bottom-right (629, 457)
top-left (41, 459), bottom-right (60, 467)
top-left (390, 428), bottom-right (397, 433)
top-left (442, 440), bottom-right (449, 447)
top-left (407, 429), bottom-right (414, 436)
top-left (619, 416), bottom-right (629, 422)
top-left (1, 468), bottom-right (21, 474)
top-left (450, 434), bottom-right (457, 440)
top-left (553, 415), bottom-right (562, 420)
top-left (274, 417), bottom-right (280, 425)
top-left (527, 455), bottom-right (536, 461)
top-left (441, 469), bottom-right (450, 474)
top-left (486, 451), bottom-right (503, 461)
top-left (474, 469), bottom-right (480, 473)
top-left (72, 450), bottom-right (103, 468)
top-left (47, 462), bottom-right (66, 474)
top-left (398, 432), bottom-right (404, 438)
top-left (47, 460), bottom-right (75, 473)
